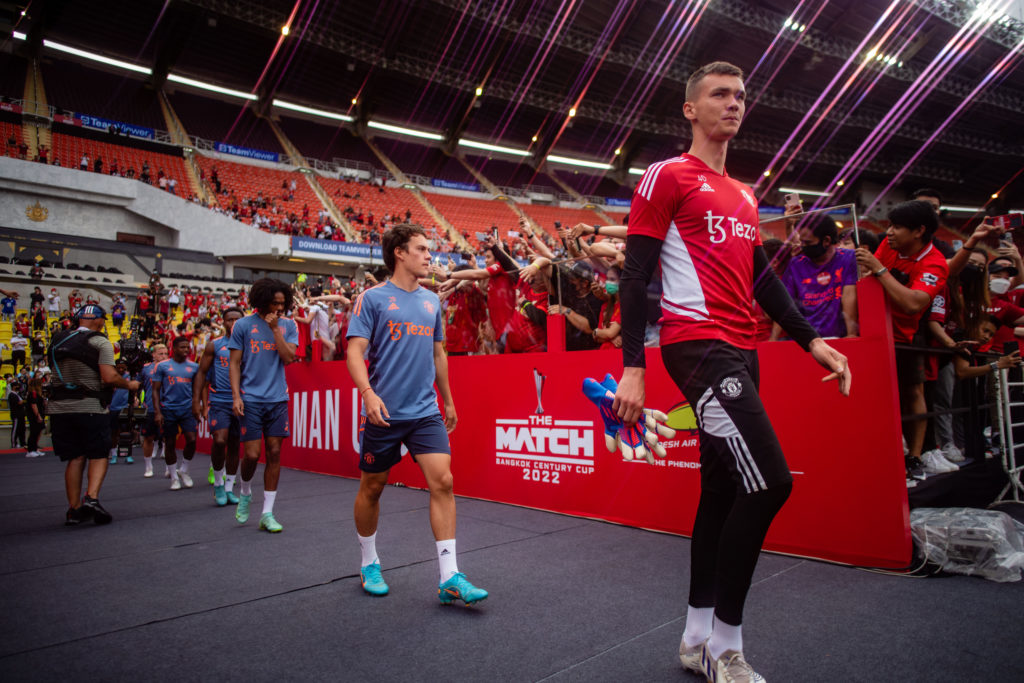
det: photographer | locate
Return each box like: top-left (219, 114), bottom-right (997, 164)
top-left (49, 305), bottom-right (140, 526)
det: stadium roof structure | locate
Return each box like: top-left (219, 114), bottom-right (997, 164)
top-left (4, 0), bottom-right (1023, 210)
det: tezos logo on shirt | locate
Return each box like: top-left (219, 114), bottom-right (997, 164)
top-left (705, 211), bottom-right (758, 244)
top-left (720, 377), bottom-right (743, 399)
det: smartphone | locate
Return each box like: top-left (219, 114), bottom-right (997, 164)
top-left (784, 193), bottom-right (801, 210)
top-left (492, 226), bottom-right (499, 241)
top-left (992, 213), bottom-right (1023, 231)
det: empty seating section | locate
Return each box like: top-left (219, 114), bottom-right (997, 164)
top-left (194, 154), bottom-right (321, 228)
top-left (169, 91), bottom-right (282, 152)
top-left (43, 61), bottom-right (165, 129)
top-left (2, 121), bottom-right (25, 154)
top-left (373, 138), bottom-right (476, 185)
top-left (278, 115), bottom-right (379, 166)
top-left (318, 176), bottom-right (437, 234)
top-left (423, 192), bottom-right (520, 244)
top-left (520, 204), bottom-right (609, 233)
top-left (551, 169), bottom-right (620, 198)
top-left (462, 154), bottom-right (546, 188)
top-left (605, 211), bottom-right (628, 224)
top-left (49, 131), bottom-right (191, 187)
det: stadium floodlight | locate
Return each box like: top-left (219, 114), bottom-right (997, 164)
top-left (42, 39), bottom-right (152, 75)
top-left (12, 31), bottom-right (26, 40)
top-left (273, 99), bottom-right (353, 122)
top-left (778, 186), bottom-right (832, 197)
top-left (547, 154), bottom-right (611, 170)
top-left (628, 167), bottom-right (646, 175)
top-left (942, 205), bottom-right (984, 212)
top-left (166, 74), bottom-right (257, 101)
top-left (458, 139), bottom-right (530, 156)
top-left (367, 120), bottom-right (443, 141)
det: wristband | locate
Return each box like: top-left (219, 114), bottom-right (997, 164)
top-left (872, 266), bottom-right (888, 278)
top-left (360, 386), bottom-right (373, 395)
top-left (595, 225), bottom-right (601, 236)
top-left (990, 362), bottom-right (1000, 373)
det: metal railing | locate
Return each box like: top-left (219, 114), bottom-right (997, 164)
top-left (332, 157), bottom-right (376, 173)
top-left (997, 365), bottom-right (1024, 503)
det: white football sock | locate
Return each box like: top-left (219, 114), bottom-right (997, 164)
top-left (262, 490), bottom-right (276, 515)
top-left (168, 465), bottom-right (179, 481)
top-left (213, 468), bottom-right (225, 486)
top-left (682, 606), bottom-right (714, 649)
top-left (109, 447), bottom-right (116, 458)
top-left (436, 539), bottom-right (458, 581)
top-left (708, 617), bottom-right (743, 661)
top-left (144, 456), bottom-right (153, 469)
top-left (240, 479), bottom-right (252, 496)
top-left (358, 532), bottom-right (379, 567)
top-left (178, 459), bottom-right (189, 474)
top-left (225, 474), bottom-right (236, 491)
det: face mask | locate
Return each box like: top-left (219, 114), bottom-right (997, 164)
top-left (604, 282), bottom-right (619, 295)
top-left (801, 241), bottom-right (827, 260)
top-left (990, 277), bottom-right (1011, 295)
top-left (960, 263), bottom-right (983, 284)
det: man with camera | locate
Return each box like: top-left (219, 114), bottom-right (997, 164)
top-left (49, 305), bottom-right (140, 526)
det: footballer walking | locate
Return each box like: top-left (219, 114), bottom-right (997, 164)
top-left (346, 224), bottom-right (487, 605)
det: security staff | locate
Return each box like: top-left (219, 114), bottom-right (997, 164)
top-left (48, 305), bottom-right (139, 526)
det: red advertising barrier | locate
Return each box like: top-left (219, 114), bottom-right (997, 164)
top-left (196, 278), bottom-right (910, 568)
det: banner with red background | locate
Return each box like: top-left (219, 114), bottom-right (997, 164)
top-left (196, 279), bottom-right (910, 568)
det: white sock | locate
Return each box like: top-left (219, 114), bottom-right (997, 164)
top-left (168, 465), bottom-right (179, 481)
top-left (682, 606), bottom-right (714, 649)
top-left (109, 447), bottom-right (116, 458)
top-left (436, 539), bottom-right (458, 581)
top-left (213, 468), bottom-right (225, 486)
top-left (225, 474), bottom-right (236, 491)
top-left (262, 490), bottom-right (276, 515)
top-left (144, 456), bottom-right (152, 469)
top-left (358, 532), bottom-right (379, 567)
top-left (178, 459), bottom-right (190, 474)
top-left (240, 479), bottom-right (252, 496)
top-left (708, 617), bottom-right (743, 660)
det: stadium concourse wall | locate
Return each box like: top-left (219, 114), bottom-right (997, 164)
top-left (0, 156), bottom-right (289, 260)
top-left (194, 279), bottom-right (911, 569)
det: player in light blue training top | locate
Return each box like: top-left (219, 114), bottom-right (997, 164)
top-left (347, 224), bottom-right (487, 605)
top-left (228, 279), bottom-right (297, 533)
top-left (152, 337), bottom-right (200, 490)
top-left (194, 307), bottom-right (245, 507)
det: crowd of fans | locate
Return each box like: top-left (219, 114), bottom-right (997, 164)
top-left (5, 168), bottom-right (1018, 488)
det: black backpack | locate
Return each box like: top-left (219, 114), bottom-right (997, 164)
top-left (46, 329), bottom-right (112, 407)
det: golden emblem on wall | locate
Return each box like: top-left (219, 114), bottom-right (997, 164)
top-left (25, 200), bottom-right (49, 222)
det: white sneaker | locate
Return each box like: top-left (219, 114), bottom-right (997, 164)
top-left (179, 472), bottom-right (194, 488)
top-left (940, 443), bottom-right (965, 463)
top-left (143, 468), bottom-right (154, 478)
top-left (170, 479), bottom-right (182, 491)
top-left (679, 636), bottom-right (706, 674)
top-left (703, 645), bottom-right (766, 683)
top-left (922, 450), bottom-right (957, 474)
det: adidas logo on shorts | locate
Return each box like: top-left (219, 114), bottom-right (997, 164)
top-left (699, 182), bottom-right (715, 192)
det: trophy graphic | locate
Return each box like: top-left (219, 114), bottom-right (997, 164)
top-left (533, 368), bottom-right (546, 415)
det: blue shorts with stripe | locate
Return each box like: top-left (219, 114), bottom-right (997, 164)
top-left (661, 339), bottom-right (792, 494)
top-left (208, 402), bottom-right (240, 439)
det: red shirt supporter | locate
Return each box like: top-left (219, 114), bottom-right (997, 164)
top-left (873, 240), bottom-right (948, 343)
top-left (505, 275), bottom-right (547, 353)
top-left (445, 286), bottom-right (487, 354)
top-left (485, 263), bottom-right (516, 336)
top-left (139, 294), bottom-right (150, 312)
top-left (987, 296), bottom-right (1024, 353)
top-left (599, 300), bottom-right (622, 350)
top-left (628, 153), bottom-right (763, 349)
